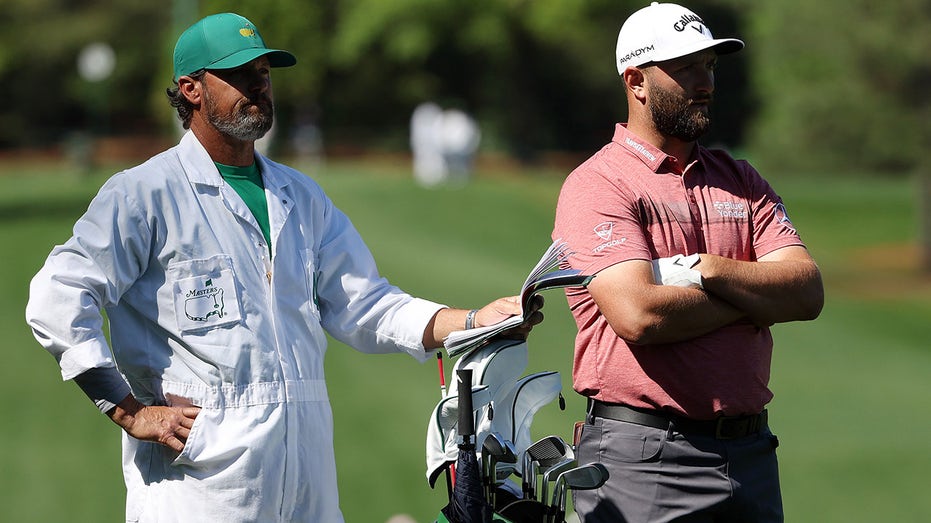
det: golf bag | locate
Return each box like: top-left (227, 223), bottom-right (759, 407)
top-left (427, 339), bottom-right (583, 522)
top-left (426, 339), bottom-right (562, 488)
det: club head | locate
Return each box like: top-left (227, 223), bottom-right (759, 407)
top-left (528, 435), bottom-right (571, 466)
top-left (492, 439), bottom-right (518, 484)
top-left (482, 431), bottom-right (507, 457)
top-left (539, 457), bottom-right (577, 504)
top-left (483, 432), bottom-right (519, 507)
top-left (503, 439), bottom-right (518, 462)
top-left (483, 432), bottom-right (517, 480)
top-left (521, 435), bottom-right (571, 499)
top-left (551, 463), bottom-right (610, 510)
top-left (496, 462), bottom-right (519, 482)
top-left (483, 432), bottom-right (518, 463)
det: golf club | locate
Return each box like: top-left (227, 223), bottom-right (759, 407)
top-left (547, 463), bottom-right (609, 523)
top-left (482, 431), bottom-right (518, 508)
top-left (521, 435), bottom-right (572, 500)
top-left (495, 462), bottom-right (519, 482)
top-left (538, 457), bottom-right (577, 506)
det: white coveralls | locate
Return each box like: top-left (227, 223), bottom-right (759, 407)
top-left (26, 131), bottom-right (444, 522)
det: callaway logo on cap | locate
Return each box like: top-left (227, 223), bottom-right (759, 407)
top-left (615, 2), bottom-right (744, 74)
top-left (173, 13), bottom-right (297, 81)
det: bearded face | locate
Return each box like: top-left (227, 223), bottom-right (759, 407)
top-left (203, 83), bottom-right (275, 142)
top-left (647, 81), bottom-right (711, 142)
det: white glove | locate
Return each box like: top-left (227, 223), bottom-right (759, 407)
top-left (651, 253), bottom-right (703, 289)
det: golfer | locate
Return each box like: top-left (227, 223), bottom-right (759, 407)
top-left (26, 13), bottom-right (539, 522)
top-left (552, 3), bottom-right (824, 522)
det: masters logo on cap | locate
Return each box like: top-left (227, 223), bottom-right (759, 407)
top-left (615, 2), bottom-right (743, 75)
top-left (173, 13), bottom-right (297, 81)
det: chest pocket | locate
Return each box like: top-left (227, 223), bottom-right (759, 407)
top-left (170, 255), bottom-right (244, 333)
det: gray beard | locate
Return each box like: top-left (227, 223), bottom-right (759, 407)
top-left (204, 92), bottom-right (274, 142)
top-left (648, 85), bottom-right (710, 142)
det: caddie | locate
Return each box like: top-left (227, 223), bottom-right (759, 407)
top-left (26, 12), bottom-right (540, 522)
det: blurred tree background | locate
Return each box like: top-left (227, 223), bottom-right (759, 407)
top-left (1, 3), bottom-right (930, 521)
top-left (1, 0), bottom-right (928, 172)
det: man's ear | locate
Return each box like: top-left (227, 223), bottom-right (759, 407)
top-left (178, 76), bottom-right (202, 105)
top-left (623, 67), bottom-right (647, 103)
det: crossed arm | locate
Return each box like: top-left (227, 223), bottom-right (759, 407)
top-left (587, 245), bottom-right (824, 345)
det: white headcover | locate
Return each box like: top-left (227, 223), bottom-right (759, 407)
top-left (424, 339), bottom-right (563, 487)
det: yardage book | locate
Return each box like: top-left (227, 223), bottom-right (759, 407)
top-left (443, 240), bottom-right (593, 357)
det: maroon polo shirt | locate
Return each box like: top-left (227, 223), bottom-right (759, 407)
top-left (553, 124), bottom-right (805, 419)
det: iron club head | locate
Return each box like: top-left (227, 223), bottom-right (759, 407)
top-left (482, 432), bottom-right (519, 507)
top-left (520, 435), bottom-right (571, 500)
top-left (547, 463), bottom-right (610, 523)
top-left (539, 457), bottom-right (577, 504)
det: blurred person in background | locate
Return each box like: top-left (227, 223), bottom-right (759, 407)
top-left (26, 12), bottom-right (540, 522)
top-left (552, 3), bottom-right (823, 522)
top-left (410, 102), bottom-right (481, 187)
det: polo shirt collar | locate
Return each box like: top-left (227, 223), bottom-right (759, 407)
top-left (612, 123), bottom-right (701, 174)
top-left (613, 124), bottom-right (668, 172)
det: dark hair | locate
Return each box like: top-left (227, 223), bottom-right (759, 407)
top-left (166, 70), bottom-right (206, 129)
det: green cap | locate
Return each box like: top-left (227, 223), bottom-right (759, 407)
top-left (173, 13), bottom-right (296, 81)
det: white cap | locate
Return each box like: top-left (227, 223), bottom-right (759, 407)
top-left (615, 2), bottom-right (744, 74)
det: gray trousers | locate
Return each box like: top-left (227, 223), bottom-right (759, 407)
top-left (573, 416), bottom-right (783, 522)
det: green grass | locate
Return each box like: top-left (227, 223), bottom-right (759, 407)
top-left (1, 158), bottom-right (929, 522)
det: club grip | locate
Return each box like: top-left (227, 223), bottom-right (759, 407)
top-left (457, 369), bottom-right (474, 438)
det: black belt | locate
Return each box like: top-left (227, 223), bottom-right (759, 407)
top-left (589, 400), bottom-right (768, 440)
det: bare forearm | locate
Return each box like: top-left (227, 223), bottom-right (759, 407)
top-left (421, 295), bottom-right (538, 348)
top-left (698, 251), bottom-right (824, 326)
top-left (614, 286), bottom-right (745, 344)
top-left (590, 261), bottom-right (745, 345)
top-left (422, 308), bottom-right (470, 349)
